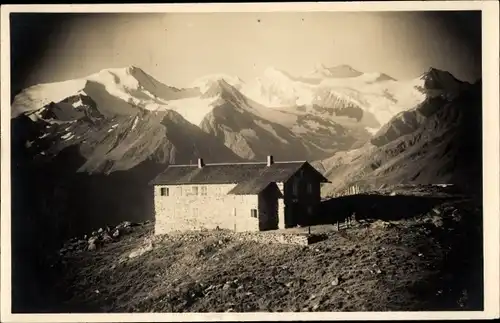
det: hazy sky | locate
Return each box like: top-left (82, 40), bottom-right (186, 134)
top-left (11, 11), bottom-right (481, 90)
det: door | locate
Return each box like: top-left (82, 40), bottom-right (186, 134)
top-left (290, 201), bottom-right (305, 227)
top-left (258, 188), bottom-right (280, 231)
top-left (259, 195), bottom-right (279, 231)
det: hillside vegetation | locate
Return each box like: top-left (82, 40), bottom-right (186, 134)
top-left (14, 186), bottom-right (482, 313)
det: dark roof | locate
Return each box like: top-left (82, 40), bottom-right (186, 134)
top-left (227, 177), bottom-right (282, 195)
top-left (150, 161), bottom-right (329, 193)
top-left (150, 161), bottom-right (304, 186)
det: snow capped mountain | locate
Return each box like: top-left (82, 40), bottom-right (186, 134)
top-left (12, 65), bottom-right (370, 171)
top-left (306, 63), bottom-right (363, 79)
top-left (198, 78), bottom-right (365, 161)
top-left (240, 64), bottom-right (427, 131)
top-left (12, 79), bottom-right (88, 118)
top-left (12, 66), bottom-right (200, 118)
top-left (13, 64), bottom-right (447, 136)
top-left (11, 63), bottom-right (472, 170)
top-left (240, 67), bottom-right (315, 107)
top-left (190, 74), bottom-right (244, 93)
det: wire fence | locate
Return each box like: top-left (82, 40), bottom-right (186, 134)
top-left (329, 184), bottom-right (367, 198)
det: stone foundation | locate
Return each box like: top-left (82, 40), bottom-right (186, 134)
top-left (236, 232), bottom-right (310, 245)
top-left (156, 230), bottom-right (329, 246)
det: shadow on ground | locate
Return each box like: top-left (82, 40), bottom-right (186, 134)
top-left (317, 194), bottom-right (452, 224)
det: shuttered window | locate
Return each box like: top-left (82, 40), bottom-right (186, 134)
top-left (160, 187), bottom-right (169, 196)
top-left (250, 209), bottom-right (258, 218)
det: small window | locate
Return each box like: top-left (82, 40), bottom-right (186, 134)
top-left (251, 209), bottom-right (258, 218)
top-left (292, 180), bottom-right (299, 195)
top-left (192, 186), bottom-right (199, 195)
top-left (307, 206), bottom-right (313, 215)
top-left (160, 187), bottom-right (169, 196)
top-left (307, 183), bottom-right (313, 194)
top-left (201, 186), bottom-right (208, 196)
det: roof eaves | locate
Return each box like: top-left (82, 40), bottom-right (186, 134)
top-left (277, 161), bottom-right (307, 183)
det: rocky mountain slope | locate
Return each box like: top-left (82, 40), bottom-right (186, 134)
top-left (318, 74), bottom-right (481, 196)
top-left (198, 78), bottom-right (361, 160)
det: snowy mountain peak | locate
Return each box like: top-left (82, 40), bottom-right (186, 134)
top-left (313, 62), bottom-right (328, 71)
top-left (92, 68), bottom-right (138, 90)
top-left (325, 64), bottom-right (363, 78)
top-left (199, 78), bottom-right (240, 99)
top-left (418, 67), bottom-right (463, 92)
top-left (305, 64), bottom-right (363, 79)
top-left (358, 72), bottom-right (397, 83)
top-left (125, 65), bottom-right (142, 73)
top-left (420, 67), bottom-right (451, 80)
top-left (190, 74), bottom-right (244, 93)
top-left (262, 66), bottom-right (293, 80)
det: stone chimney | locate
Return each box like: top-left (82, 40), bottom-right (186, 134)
top-left (197, 158), bottom-right (205, 168)
top-left (267, 155), bottom-right (274, 167)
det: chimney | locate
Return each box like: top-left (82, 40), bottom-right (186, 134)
top-left (197, 158), bottom-right (205, 169)
top-left (267, 155), bottom-right (274, 167)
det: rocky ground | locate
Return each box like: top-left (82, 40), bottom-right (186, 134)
top-left (12, 187), bottom-right (483, 313)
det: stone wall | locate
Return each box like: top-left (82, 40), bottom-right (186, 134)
top-left (278, 199), bottom-right (285, 229)
top-left (235, 232), bottom-right (310, 246)
top-left (154, 184), bottom-right (261, 235)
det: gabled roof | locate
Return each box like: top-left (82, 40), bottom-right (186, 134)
top-left (227, 177), bottom-right (283, 195)
top-left (150, 161), bottom-right (305, 186)
top-left (150, 160), bottom-right (329, 192)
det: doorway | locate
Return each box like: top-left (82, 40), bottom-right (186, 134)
top-left (258, 185), bottom-right (281, 231)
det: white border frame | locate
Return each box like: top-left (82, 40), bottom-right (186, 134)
top-left (1, 2), bottom-right (499, 322)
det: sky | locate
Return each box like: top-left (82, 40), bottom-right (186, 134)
top-left (11, 11), bottom-right (481, 92)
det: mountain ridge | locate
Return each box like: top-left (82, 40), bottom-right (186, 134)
top-left (319, 78), bottom-right (482, 196)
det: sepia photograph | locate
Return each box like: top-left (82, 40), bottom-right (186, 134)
top-left (1, 2), bottom-right (499, 321)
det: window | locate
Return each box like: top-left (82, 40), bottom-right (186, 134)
top-left (251, 209), bottom-right (258, 218)
top-left (201, 186), bottom-right (208, 196)
top-left (307, 183), bottom-right (313, 194)
top-left (292, 180), bottom-right (299, 196)
top-left (307, 206), bottom-right (313, 215)
top-left (192, 208), bottom-right (199, 217)
top-left (160, 187), bottom-right (169, 196)
top-left (184, 186), bottom-right (197, 196)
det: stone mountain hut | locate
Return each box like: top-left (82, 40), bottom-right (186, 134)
top-left (150, 155), bottom-right (330, 235)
